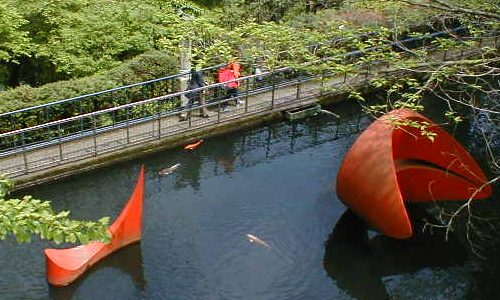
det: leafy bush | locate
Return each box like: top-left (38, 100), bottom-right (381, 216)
top-left (0, 50), bottom-right (178, 114)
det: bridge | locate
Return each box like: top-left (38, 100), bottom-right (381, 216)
top-left (0, 28), bottom-right (496, 187)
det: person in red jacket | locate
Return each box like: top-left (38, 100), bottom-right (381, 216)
top-left (218, 62), bottom-right (242, 109)
top-left (229, 61), bottom-right (242, 79)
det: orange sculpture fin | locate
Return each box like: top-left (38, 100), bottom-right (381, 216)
top-left (45, 165), bottom-right (146, 286)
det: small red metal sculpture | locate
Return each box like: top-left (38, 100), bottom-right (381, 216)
top-left (45, 165), bottom-right (145, 286)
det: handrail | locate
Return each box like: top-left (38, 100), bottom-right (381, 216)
top-left (0, 72), bottom-right (275, 139)
top-left (0, 63), bottom-right (226, 118)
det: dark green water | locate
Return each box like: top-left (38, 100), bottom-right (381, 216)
top-left (0, 103), bottom-right (478, 299)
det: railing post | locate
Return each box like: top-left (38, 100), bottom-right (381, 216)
top-left (245, 77), bottom-right (249, 113)
top-left (58, 123), bottom-right (63, 163)
top-left (10, 114), bottom-right (17, 148)
top-left (188, 106), bottom-right (192, 128)
top-left (126, 107), bottom-right (130, 144)
top-left (21, 150), bottom-right (28, 174)
top-left (157, 100), bottom-right (162, 139)
top-left (111, 108), bottom-right (116, 129)
top-left (141, 87), bottom-right (147, 117)
top-left (44, 106), bottom-right (49, 124)
top-left (296, 76), bottom-right (301, 99)
top-left (92, 115), bottom-right (98, 157)
top-left (21, 132), bottom-right (28, 174)
top-left (271, 72), bottom-right (276, 109)
top-left (217, 100), bottom-right (221, 123)
top-left (79, 100), bottom-right (84, 134)
top-left (44, 107), bottom-right (52, 138)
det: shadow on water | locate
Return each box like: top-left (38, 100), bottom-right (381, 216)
top-left (48, 243), bottom-right (145, 300)
top-left (175, 150), bottom-right (203, 191)
top-left (323, 209), bottom-right (468, 300)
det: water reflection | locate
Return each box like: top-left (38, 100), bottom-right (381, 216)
top-left (48, 243), bottom-right (145, 300)
top-left (212, 137), bottom-right (237, 174)
top-left (176, 150), bottom-right (203, 190)
top-left (323, 209), bottom-right (468, 300)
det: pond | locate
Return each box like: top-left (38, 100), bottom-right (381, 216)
top-left (1, 102), bottom-right (480, 299)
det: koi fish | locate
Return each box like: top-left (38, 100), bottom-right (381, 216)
top-left (184, 139), bottom-right (204, 150)
top-left (158, 163), bottom-right (181, 176)
top-left (246, 234), bottom-right (271, 249)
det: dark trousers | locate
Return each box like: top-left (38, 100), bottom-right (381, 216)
top-left (224, 88), bottom-right (238, 106)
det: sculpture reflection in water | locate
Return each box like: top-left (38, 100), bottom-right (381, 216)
top-left (49, 243), bottom-right (145, 300)
top-left (323, 209), bottom-right (468, 300)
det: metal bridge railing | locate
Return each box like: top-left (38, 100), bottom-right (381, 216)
top-left (0, 64), bottom-right (227, 134)
top-left (0, 66), bottom-right (350, 176)
top-left (0, 25), bottom-right (478, 135)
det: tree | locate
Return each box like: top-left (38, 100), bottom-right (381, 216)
top-left (0, 0), bottom-right (202, 86)
top-left (0, 3), bottom-right (30, 63)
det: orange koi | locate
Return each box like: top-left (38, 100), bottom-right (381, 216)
top-left (184, 139), bottom-right (203, 150)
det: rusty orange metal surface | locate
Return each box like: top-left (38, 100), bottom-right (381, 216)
top-left (337, 109), bottom-right (492, 239)
top-left (45, 165), bottom-right (145, 286)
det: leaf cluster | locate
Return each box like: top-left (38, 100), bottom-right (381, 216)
top-left (0, 177), bottom-right (110, 244)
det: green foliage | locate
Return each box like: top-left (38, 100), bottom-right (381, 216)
top-left (219, 0), bottom-right (344, 25)
top-left (0, 50), bottom-right (178, 114)
top-left (0, 177), bottom-right (14, 198)
top-left (0, 176), bottom-right (110, 244)
top-left (444, 110), bottom-right (463, 123)
top-left (387, 117), bottom-right (437, 142)
top-left (0, 0), bottom-right (201, 86)
top-left (341, 0), bottom-right (434, 30)
top-left (0, 2), bottom-right (30, 63)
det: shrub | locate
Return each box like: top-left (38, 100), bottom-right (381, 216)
top-left (0, 50), bottom-right (179, 114)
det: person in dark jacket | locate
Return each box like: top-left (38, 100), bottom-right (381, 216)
top-left (183, 69), bottom-right (209, 120)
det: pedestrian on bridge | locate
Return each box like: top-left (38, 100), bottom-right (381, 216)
top-left (217, 61), bottom-right (242, 110)
top-left (181, 69), bottom-right (209, 120)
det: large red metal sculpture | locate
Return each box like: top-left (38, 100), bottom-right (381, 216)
top-left (337, 109), bottom-right (492, 239)
top-left (45, 165), bottom-right (145, 286)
